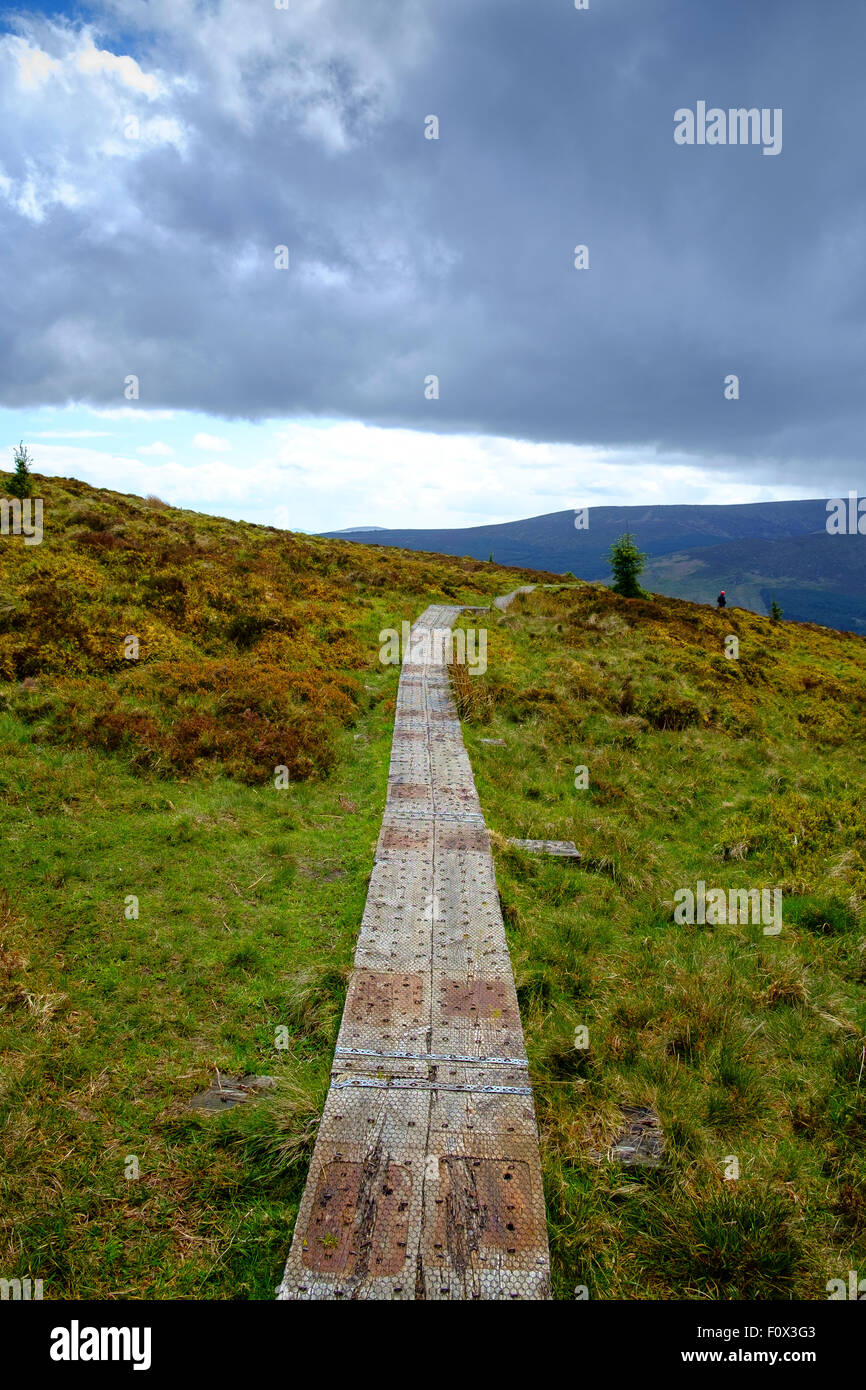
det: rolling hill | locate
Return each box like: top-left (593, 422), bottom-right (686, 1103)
top-left (643, 533), bottom-right (866, 634)
top-left (324, 499), bottom-right (865, 632)
top-left (2, 475), bottom-right (864, 1302)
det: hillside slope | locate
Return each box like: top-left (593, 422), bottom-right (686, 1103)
top-left (0, 476), bottom-right (550, 1300)
top-left (0, 476), bottom-right (550, 782)
top-left (643, 533), bottom-right (866, 633)
top-left (323, 499), bottom-right (864, 631)
top-left (1, 478), bottom-right (863, 1301)
top-left (452, 584), bottom-right (866, 1298)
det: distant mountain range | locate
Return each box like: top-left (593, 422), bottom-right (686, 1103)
top-left (323, 500), bottom-right (866, 633)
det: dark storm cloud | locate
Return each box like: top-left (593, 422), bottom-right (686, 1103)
top-left (1, 0), bottom-right (864, 483)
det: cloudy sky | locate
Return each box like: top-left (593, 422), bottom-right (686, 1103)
top-left (1, 0), bottom-right (863, 530)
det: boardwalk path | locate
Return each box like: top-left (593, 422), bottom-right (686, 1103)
top-left (277, 602), bottom-right (550, 1300)
top-left (493, 585), bottom-right (537, 611)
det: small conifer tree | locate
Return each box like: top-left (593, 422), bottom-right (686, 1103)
top-left (7, 442), bottom-right (33, 500)
top-left (607, 532), bottom-right (647, 598)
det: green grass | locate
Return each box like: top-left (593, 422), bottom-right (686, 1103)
top-left (454, 584), bottom-right (866, 1299)
top-left (0, 697), bottom-right (398, 1297)
top-left (2, 479), bottom-right (864, 1300)
top-left (0, 476), bottom-right (549, 1299)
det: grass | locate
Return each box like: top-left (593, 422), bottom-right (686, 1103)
top-left (454, 583), bottom-right (866, 1299)
top-left (0, 475), bottom-right (545, 1299)
top-left (0, 475), bottom-right (545, 781)
top-left (0, 713), bottom-right (388, 1297)
top-left (2, 479), bottom-right (864, 1300)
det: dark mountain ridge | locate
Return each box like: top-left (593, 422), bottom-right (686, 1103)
top-left (324, 499), bottom-right (865, 631)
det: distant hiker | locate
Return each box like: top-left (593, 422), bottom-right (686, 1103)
top-left (717, 590), bottom-right (727, 609)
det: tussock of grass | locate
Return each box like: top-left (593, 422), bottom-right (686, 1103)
top-left (223, 1061), bottom-right (332, 1181)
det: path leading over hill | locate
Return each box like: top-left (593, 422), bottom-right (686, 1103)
top-left (277, 603), bottom-right (550, 1300)
top-left (493, 585), bottom-right (536, 611)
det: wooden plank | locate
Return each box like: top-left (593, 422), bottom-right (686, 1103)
top-left (277, 602), bottom-right (550, 1300)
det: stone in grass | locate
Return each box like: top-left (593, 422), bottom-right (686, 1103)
top-left (189, 1072), bottom-right (277, 1113)
top-left (507, 838), bottom-right (580, 860)
top-left (609, 1105), bottom-right (665, 1167)
top-left (480, 738), bottom-right (506, 746)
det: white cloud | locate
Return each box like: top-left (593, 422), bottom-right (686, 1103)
top-left (19, 415), bottom-right (823, 535)
top-left (15, 42), bottom-right (60, 90)
top-left (137, 440), bottom-right (174, 455)
top-left (74, 43), bottom-right (161, 98)
top-left (193, 432), bottom-right (231, 451)
top-left (33, 429), bottom-right (113, 439)
top-left (0, 25), bottom-right (186, 230)
top-left (10, 34), bottom-right (162, 101)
